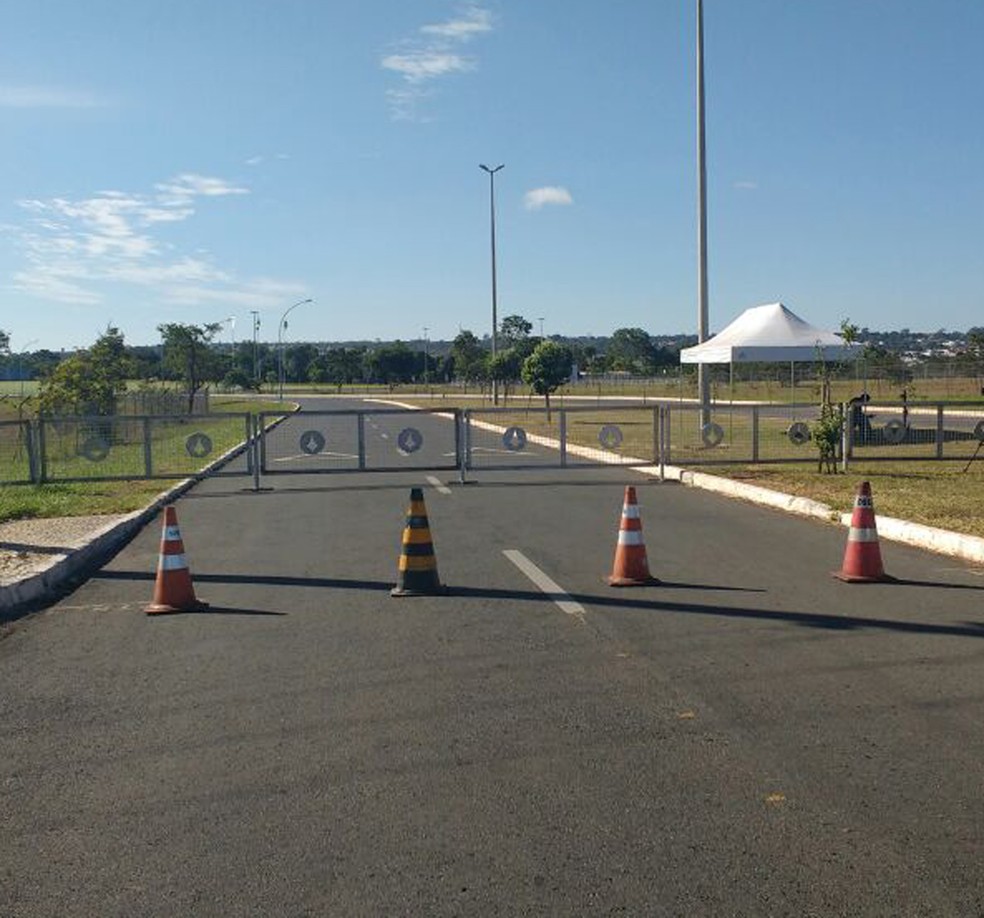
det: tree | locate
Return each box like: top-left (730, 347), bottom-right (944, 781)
top-left (607, 327), bottom-right (657, 375)
top-left (522, 340), bottom-right (573, 420)
top-left (500, 314), bottom-right (532, 346)
top-left (363, 342), bottom-right (416, 384)
top-left (158, 322), bottom-right (221, 413)
top-left (450, 330), bottom-right (488, 384)
top-left (38, 326), bottom-right (132, 416)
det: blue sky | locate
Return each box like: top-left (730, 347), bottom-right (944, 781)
top-left (1, 0), bottom-right (982, 352)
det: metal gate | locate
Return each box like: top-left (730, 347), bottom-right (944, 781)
top-left (36, 413), bottom-right (255, 483)
top-left (258, 408), bottom-right (462, 475)
top-left (463, 405), bottom-right (662, 471)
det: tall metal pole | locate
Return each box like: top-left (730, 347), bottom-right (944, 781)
top-left (480, 163), bottom-right (504, 406)
top-left (277, 298), bottom-right (313, 401)
top-left (696, 0), bottom-right (711, 427)
top-left (251, 310), bottom-right (260, 381)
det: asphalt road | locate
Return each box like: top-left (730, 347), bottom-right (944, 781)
top-left (3, 397), bottom-right (984, 915)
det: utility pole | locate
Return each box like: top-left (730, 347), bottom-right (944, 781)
top-left (251, 310), bottom-right (261, 381)
top-left (696, 0), bottom-right (711, 428)
top-left (480, 163), bottom-right (504, 405)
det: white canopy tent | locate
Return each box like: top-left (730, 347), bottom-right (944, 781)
top-left (679, 302), bottom-right (856, 395)
top-left (679, 302), bottom-right (854, 365)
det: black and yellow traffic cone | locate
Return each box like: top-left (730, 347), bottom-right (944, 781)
top-left (392, 487), bottom-right (448, 596)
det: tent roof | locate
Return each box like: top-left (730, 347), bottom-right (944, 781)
top-left (679, 302), bottom-right (856, 364)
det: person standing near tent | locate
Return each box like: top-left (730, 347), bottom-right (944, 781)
top-left (849, 392), bottom-right (872, 444)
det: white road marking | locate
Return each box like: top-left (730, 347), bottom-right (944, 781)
top-left (503, 549), bottom-right (586, 623)
top-left (272, 451), bottom-right (359, 462)
top-left (426, 475), bottom-right (452, 494)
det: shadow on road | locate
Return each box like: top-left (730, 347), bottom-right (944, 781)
top-left (92, 569), bottom-right (984, 640)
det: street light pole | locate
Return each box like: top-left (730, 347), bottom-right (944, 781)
top-left (480, 163), bottom-right (504, 406)
top-left (250, 311), bottom-right (261, 382)
top-left (538, 317), bottom-right (545, 339)
top-left (696, 0), bottom-right (711, 428)
top-left (278, 298), bottom-right (313, 401)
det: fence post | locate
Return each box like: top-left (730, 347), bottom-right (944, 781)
top-left (357, 414), bottom-right (366, 471)
top-left (840, 403), bottom-right (849, 473)
top-left (457, 409), bottom-right (468, 484)
top-left (936, 404), bottom-right (944, 459)
top-left (252, 414), bottom-right (261, 491)
top-left (559, 410), bottom-right (567, 468)
top-left (25, 420), bottom-right (39, 484)
top-left (37, 418), bottom-right (48, 483)
top-left (752, 406), bottom-right (760, 463)
top-left (143, 417), bottom-right (153, 477)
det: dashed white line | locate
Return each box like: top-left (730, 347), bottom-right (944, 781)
top-left (426, 475), bottom-right (452, 495)
top-left (503, 549), bottom-right (586, 623)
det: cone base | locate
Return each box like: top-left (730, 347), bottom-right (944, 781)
top-left (391, 585), bottom-right (449, 597)
top-left (832, 571), bottom-right (895, 584)
top-left (608, 575), bottom-right (661, 587)
top-left (145, 600), bottom-right (210, 615)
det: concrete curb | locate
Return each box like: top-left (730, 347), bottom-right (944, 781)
top-left (0, 478), bottom-right (197, 617)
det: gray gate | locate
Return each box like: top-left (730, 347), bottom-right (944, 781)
top-left (37, 413), bottom-right (254, 483)
top-left (0, 420), bottom-right (37, 485)
top-left (463, 406), bottom-right (661, 470)
top-left (258, 408), bottom-right (462, 475)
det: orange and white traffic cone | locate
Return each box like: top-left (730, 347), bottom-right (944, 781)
top-left (145, 505), bottom-right (209, 614)
top-left (608, 485), bottom-right (660, 587)
top-left (834, 481), bottom-right (892, 583)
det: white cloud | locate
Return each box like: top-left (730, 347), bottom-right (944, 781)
top-left (0, 84), bottom-right (108, 108)
top-left (381, 5), bottom-right (493, 120)
top-left (734, 180), bottom-right (759, 190)
top-left (381, 52), bottom-right (473, 83)
top-left (524, 186), bottom-right (574, 211)
top-left (155, 174), bottom-right (249, 203)
top-left (420, 7), bottom-right (493, 40)
top-left (7, 172), bottom-right (300, 311)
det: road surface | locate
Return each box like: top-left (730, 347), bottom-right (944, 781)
top-left (3, 397), bottom-right (984, 915)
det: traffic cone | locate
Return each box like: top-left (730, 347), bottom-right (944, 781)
top-left (834, 481), bottom-right (892, 583)
top-left (608, 485), bottom-right (660, 586)
top-left (145, 505), bottom-right (209, 614)
top-left (392, 487), bottom-right (447, 596)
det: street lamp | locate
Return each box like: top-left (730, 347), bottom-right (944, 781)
top-left (696, 0), bottom-right (711, 427)
top-left (538, 317), bottom-right (545, 339)
top-left (480, 163), bottom-right (504, 405)
top-left (250, 311), bottom-right (261, 381)
top-left (278, 298), bottom-right (314, 400)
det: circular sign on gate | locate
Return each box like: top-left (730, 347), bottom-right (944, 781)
top-left (397, 427), bottom-right (423, 454)
top-left (599, 424), bottom-right (623, 450)
top-left (299, 430), bottom-right (326, 455)
top-left (503, 426), bottom-right (527, 451)
top-left (787, 421), bottom-right (811, 446)
top-left (80, 436), bottom-right (110, 462)
top-left (975, 419), bottom-right (984, 442)
top-left (185, 432), bottom-right (213, 459)
top-left (883, 419), bottom-right (907, 445)
top-left (701, 422), bottom-right (725, 448)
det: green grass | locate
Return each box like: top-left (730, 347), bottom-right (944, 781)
top-left (0, 480), bottom-right (173, 522)
top-left (709, 461), bottom-right (984, 538)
